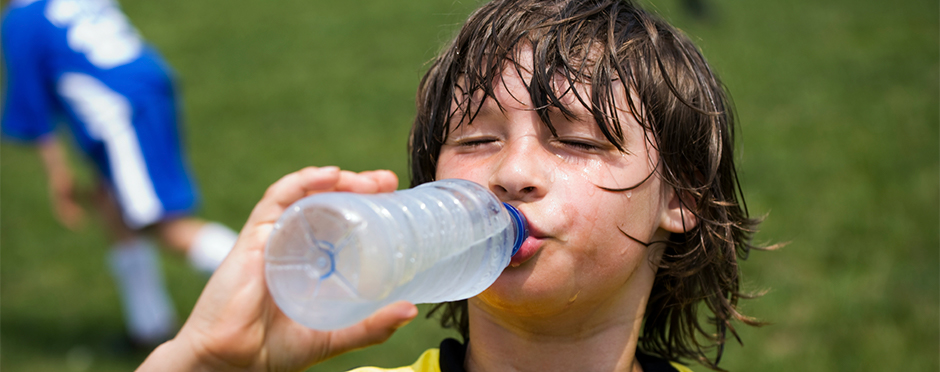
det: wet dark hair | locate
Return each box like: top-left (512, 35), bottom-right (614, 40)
top-left (408, 0), bottom-right (770, 369)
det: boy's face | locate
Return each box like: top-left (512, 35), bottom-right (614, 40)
top-left (436, 46), bottom-right (689, 327)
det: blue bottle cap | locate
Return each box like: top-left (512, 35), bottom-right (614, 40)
top-left (502, 203), bottom-right (528, 257)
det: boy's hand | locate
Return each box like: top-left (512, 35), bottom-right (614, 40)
top-left (48, 171), bottom-right (86, 231)
top-left (139, 166), bottom-right (418, 372)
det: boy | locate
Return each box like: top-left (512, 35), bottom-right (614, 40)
top-left (2, 0), bottom-right (239, 346)
top-left (140, 0), bottom-right (765, 370)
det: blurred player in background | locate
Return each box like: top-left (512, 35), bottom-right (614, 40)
top-left (2, 0), bottom-right (238, 347)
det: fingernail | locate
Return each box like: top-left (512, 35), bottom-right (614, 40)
top-left (395, 304), bottom-right (418, 328)
top-left (395, 316), bottom-right (415, 329)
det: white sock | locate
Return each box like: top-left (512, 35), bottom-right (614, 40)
top-left (187, 222), bottom-right (238, 274)
top-left (107, 238), bottom-right (177, 345)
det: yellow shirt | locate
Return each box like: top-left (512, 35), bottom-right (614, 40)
top-left (348, 347), bottom-right (694, 372)
top-left (349, 349), bottom-right (441, 372)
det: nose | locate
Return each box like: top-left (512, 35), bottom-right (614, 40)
top-left (489, 136), bottom-right (550, 202)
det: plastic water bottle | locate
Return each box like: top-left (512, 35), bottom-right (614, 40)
top-left (264, 179), bottom-right (528, 330)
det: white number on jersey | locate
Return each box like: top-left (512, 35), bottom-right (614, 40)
top-left (45, 0), bottom-right (143, 69)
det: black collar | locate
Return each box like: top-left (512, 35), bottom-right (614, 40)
top-left (438, 338), bottom-right (685, 372)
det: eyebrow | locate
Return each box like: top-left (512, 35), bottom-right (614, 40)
top-left (475, 99), bottom-right (508, 120)
top-left (458, 92), bottom-right (599, 128)
top-left (453, 93), bottom-right (505, 126)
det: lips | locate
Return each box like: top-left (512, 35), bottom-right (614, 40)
top-left (509, 235), bottom-right (542, 267)
top-left (507, 207), bottom-right (547, 267)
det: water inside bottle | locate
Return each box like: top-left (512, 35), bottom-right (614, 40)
top-left (264, 179), bottom-right (527, 330)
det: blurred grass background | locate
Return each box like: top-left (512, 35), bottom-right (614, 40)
top-left (1, 0), bottom-right (936, 370)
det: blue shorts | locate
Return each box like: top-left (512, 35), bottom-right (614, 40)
top-left (61, 72), bottom-right (201, 229)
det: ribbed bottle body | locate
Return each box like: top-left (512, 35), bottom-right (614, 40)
top-left (264, 179), bottom-right (524, 330)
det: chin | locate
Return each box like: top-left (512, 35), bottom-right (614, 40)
top-left (474, 270), bottom-right (580, 317)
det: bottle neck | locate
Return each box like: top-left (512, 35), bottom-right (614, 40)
top-left (503, 203), bottom-right (528, 257)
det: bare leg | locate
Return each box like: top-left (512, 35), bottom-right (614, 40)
top-left (151, 217), bottom-right (236, 274)
top-left (155, 218), bottom-right (237, 274)
top-left (93, 182), bottom-right (137, 243)
top-left (95, 182), bottom-right (236, 274)
top-left (152, 218), bottom-right (207, 254)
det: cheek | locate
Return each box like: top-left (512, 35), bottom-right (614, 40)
top-left (570, 191), bottom-right (658, 275)
top-left (553, 193), bottom-right (631, 267)
top-left (576, 202), bottom-right (652, 293)
top-left (435, 152), bottom-right (482, 181)
top-left (595, 177), bottom-right (666, 245)
top-left (629, 183), bottom-right (668, 240)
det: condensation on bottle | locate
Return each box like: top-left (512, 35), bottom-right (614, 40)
top-left (264, 179), bottom-right (527, 330)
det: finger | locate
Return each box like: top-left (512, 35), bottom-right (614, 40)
top-left (52, 207), bottom-right (73, 230)
top-left (333, 170), bottom-right (398, 194)
top-left (60, 203), bottom-right (86, 231)
top-left (325, 301), bottom-right (418, 357)
top-left (268, 166), bottom-right (343, 208)
top-left (358, 170), bottom-right (399, 193)
top-left (248, 166), bottom-right (342, 226)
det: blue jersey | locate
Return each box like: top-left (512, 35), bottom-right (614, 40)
top-left (2, 0), bottom-right (199, 228)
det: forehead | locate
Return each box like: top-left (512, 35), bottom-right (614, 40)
top-left (449, 45), bottom-right (640, 141)
top-left (459, 45), bottom-right (621, 101)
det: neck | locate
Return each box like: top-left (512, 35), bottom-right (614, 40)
top-left (463, 285), bottom-right (651, 372)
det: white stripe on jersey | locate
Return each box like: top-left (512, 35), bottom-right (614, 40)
top-left (57, 72), bottom-right (163, 228)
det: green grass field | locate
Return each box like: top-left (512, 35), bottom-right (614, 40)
top-left (1, 0), bottom-right (937, 370)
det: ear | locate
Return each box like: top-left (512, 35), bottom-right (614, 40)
top-left (660, 186), bottom-right (698, 234)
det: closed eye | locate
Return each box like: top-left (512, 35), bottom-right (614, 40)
top-left (457, 137), bottom-right (498, 148)
top-left (558, 139), bottom-right (600, 151)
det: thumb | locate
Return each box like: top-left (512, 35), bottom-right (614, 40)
top-left (326, 301), bottom-right (418, 357)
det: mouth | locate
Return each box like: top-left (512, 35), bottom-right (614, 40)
top-left (508, 215), bottom-right (549, 267)
top-left (509, 235), bottom-right (543, 267)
